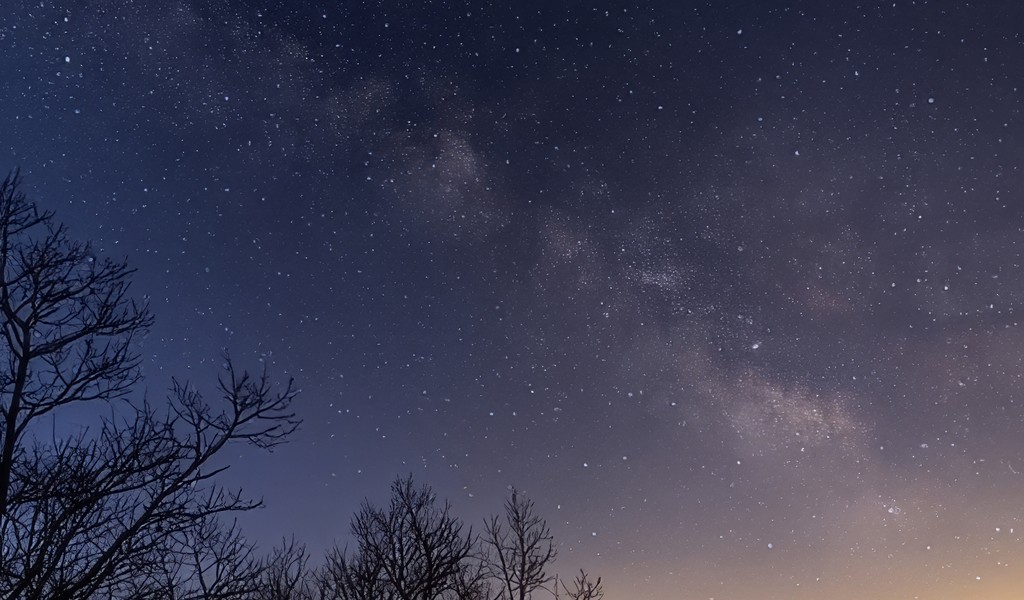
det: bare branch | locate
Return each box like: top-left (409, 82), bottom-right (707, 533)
top-left (0, 171), bottom-right (301, 600)
top-left (322, 475), bottom-right (474, 600)
top-left (482, 488), bottom-right (556, 600)
top-left (558, 570), bottom-right (604, 600)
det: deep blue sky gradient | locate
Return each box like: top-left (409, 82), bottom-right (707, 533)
top-left (4, 2), bottom-right (1024, 597)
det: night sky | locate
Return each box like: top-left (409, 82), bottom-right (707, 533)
top-left (4, 1), bottom-right (1024, 598)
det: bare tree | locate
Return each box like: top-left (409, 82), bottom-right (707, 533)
top-left (324, 476), bottom-right (473, 600)
top-left (135, 517), bottom-right (264, 600)
top-left (482, 489), bottom-right (556, 600)
top-left (313, 545), bottom-right (392, 600)
top-left (448, 552), bottom-right (492, 600)
top-left (556, 570), bottom-right (603, 600)
top-left (0, 169), bottom-right (152, 523)
top-left (0, 171), bottom-right (300, 599)
top-left (258, 537), bottom-right (314, 600)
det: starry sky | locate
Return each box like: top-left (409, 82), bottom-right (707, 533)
top-left (4, 1), bottom-right (1024, 598)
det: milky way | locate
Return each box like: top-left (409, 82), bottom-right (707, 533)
top-left (4, 2), bottom-right (1024, 598)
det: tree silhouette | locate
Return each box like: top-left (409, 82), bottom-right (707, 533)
top-left (146, 518), bottom-right (264, 599)
top-left (482, 488), bottom-right (556, 600)
top-left (322, 475), bottom-right (474, 600)
top-left (258, 537), bottom-right (314, 600)
top-left (312, 544), bottom-right (392, 600)
top-left (0, 170), bottom-right (300, 599)
top-left (556, 570), bottom-right (603, 600)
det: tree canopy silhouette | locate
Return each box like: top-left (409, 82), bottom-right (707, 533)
top-left (0, 170), bottom-right (300, 599)
top-left (318, 475), bottom-right (474, 600)
top-left (483, 487), bottom-right (556, 600)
